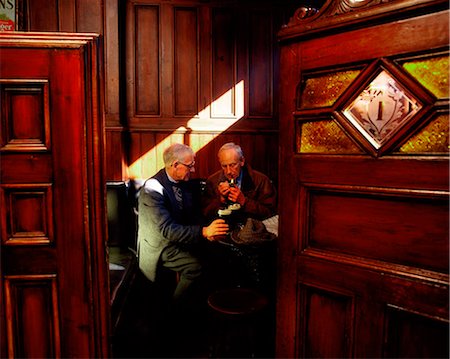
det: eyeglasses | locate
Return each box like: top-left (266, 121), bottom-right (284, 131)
top-left (178, 161), bottom-right (195, 169)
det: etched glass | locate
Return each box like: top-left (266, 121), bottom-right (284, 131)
top-left (343, 70), bottom-right (421, 149)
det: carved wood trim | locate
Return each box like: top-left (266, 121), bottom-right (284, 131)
top-left (278, 0), bottom-right (449, 41)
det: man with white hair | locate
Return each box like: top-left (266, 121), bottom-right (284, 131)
top-left (202, 142), bottom-right (277, 222)
top-left (137, 143), bottom-right (228, 303)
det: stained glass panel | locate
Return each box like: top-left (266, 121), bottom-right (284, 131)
top-left (297, 120), bottom-right (362, 153)
top-left (342, 70), bottom-right (421, 149)
top-left (299, 70), bottom-right (361, 109)
top-left (398, 114), bottom-right (449, 153)
top-left (402, 56), bottom-right (449, 99)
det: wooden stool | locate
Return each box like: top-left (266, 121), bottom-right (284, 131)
top-left (207, 287), bottom-right (269, 358)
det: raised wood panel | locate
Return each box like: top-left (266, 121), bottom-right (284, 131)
top-left (125, 0), bottom-right (282, 127)
top-left (135, 5), bottom-right (160, 115)
top-left (4, 275), bottom-right (60, 358)
top-left (76, 0), bottom-right (103, 33)
top-left (26, 0), bottom-right (59, 31)
top-left (384, 305), bottom-right (449, 358)
top-left (174, 7), bottom-right (198, 116)
top-left (1, 33), bottom-right (109, 357)
top-left (104, 0), bottom-right (120, 125)
top-left (211, 7), bottom-right (236, 118)
top-left (298, 254), bottom-right (448, 321)
top-left (1, 184), bottom-right (53, 246)
top-left (248, 10), bottom-right (273, 117)
top-left (299, 285), bottom-right (354, 358)
top-left (306, 187), bottom-right (449, 273)
top-left (105, 129), bottom-right (125, 181)
top-left (0, 80), bottom-right (50, 151)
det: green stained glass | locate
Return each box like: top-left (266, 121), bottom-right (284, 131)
top-left (398, 114), bottom-right (449, 153)
top-left (299, 70), bottom-right (361, 109)
top-left (297, 120), bottom-right (362, 153)
top-left (402, 56), bottom-right (449, 99)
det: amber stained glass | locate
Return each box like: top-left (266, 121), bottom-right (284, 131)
top-left (398, 114), bottom-right (449, 153)
top-left (297, 120), bottom-right (362, 153)
top-left (299, 70), bottom-right (361, 109)
top-left (402, 56), bottom-right (449, 99)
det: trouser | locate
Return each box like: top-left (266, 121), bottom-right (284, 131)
top-left (160, 244), bottom-right (203, 302)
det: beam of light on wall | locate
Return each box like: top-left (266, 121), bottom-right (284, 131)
top-left (127, 80), bottom-right (245, 179)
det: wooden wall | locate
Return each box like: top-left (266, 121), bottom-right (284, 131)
top-left (19, 0), bottom-right (295, 184)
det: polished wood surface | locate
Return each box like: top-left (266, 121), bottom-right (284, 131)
top-left (19, 0), bottom-right (291, 182)
top-left (0, 33), bottom-right (109, 358)
top-left (277, 1), bottom-right (449, 357)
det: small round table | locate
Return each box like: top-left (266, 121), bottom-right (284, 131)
top-left (207, 287), bottom-right (269, 358)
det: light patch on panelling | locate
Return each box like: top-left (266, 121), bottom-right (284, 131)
top-left (0, 80), bottom-right (50, 151)
top-left (1, 184), bottom-right (53, 245)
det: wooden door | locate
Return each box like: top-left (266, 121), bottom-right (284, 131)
top-left (0, 32), bottom-right (109, 358)
top-left (277, 1), bottom-right (449, 358)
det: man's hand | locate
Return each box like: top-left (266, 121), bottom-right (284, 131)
top-left (228, 186), bottom-right (246, 206)
top-left (202, 219), bottom-right (229, 241)
top-left (218, 181), bottom-right (231, 203)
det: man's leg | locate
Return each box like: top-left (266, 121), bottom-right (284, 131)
top-left (160, 245), bottom-right (202, 301)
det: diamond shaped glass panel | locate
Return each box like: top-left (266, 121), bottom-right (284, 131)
top-left (342, 70), bottom-right (422, 149)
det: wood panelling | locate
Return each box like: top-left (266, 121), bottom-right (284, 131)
top-left (4, 275), bottom-right (60, 358)
top-left (384, 305), bottom-right (450, 358)
top-left (26, 0), bottom-right (59, 31)
top-left (211, 7), bottom-right (235, 118)
top-left (248, 10), bottom-right (273, 117)
top-left (1, 184), bottom-right (53, 245)
top-left (105, 129), bottom-right (126, 181)
top-left (1, 80), bottom-right (50, 151)
top-left (299, 286), bottom-right (353, 358)
top-left (307, 188), bottom-right (449, 273)
top-left (277, 1), bottom-right (449, 357)
top-left (18, 0), bottom-right (287, 181)
top-left (127, 129), bottom-right (279, 184)
top-left (124, 0), bottom-right (289, 181)
top-left (1, 33), bottom-right (109, 358)
top-left (174, 7), bottom-right (198, 116)
top-left (104, 0), bottom-right (120, 126)
top-left (134, 5), bottom-right (160, 115)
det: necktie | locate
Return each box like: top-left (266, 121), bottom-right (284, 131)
top-left (172, 185), bottom-right (183, 209)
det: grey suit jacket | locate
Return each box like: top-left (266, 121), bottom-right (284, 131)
top-left (137, 169), bottom-right (204, 281)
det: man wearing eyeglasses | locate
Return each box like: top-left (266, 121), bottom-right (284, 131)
top-left (202, 142), bottom-right (277, 222)
top-left (137, 143), bottom-right (228, 323)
